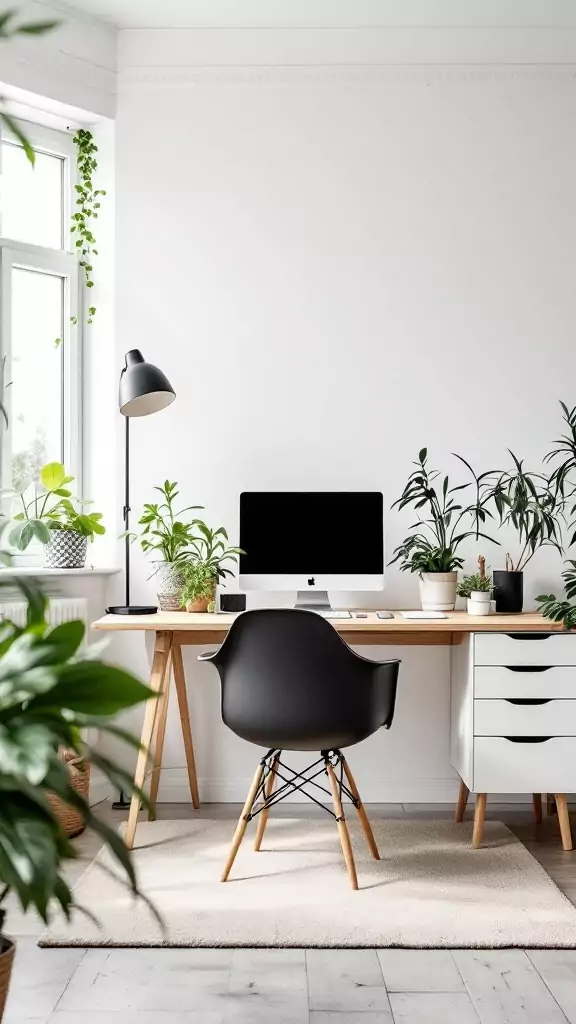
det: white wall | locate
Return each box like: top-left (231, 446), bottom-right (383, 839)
top-left (115, 24), bottom-right (576, 801)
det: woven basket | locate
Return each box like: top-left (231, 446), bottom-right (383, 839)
top-left (46, 750), bottom-right (90, 839)
top-left (0, 938), bottom-right (15, 1022)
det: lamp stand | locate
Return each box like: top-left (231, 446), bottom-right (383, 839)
top-left (106, 416), bottom-right (158, 615)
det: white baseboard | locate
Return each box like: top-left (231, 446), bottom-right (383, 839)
top-left (154, 768), bottom-right (537, 805)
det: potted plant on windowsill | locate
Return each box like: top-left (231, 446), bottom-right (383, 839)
top-left (128, 480), bottom-right (203, 610)
top-left (4, 463), bottom-right (104, 570)
top-left (0, 572), bottom-right (157, 1021)
top-left (489, 453), bottom-right (562, 613)
top-left (390, 449), bottom-right (497, 611)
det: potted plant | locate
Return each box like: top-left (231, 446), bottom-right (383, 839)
top-left (0, 573), bottom-right (156, 1020)
top-left (390, 448), bottom-right (497, 610)
top-left (536, 560), bottom-right (576, 630)
top-left (3, 462), bottom-right (74, 565)
top-left (457, 572), bottom-right (492, 615)
top-left (188, 522), bottom-right (244, 598)
top-left (489, 453), bottom-right (562, 613)
top-left (129, 480), bottom-right (204, 610)
top-left (181, 559), bottom-right (217, 612)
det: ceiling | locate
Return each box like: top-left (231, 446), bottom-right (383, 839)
top-left (56, 0), bottom-right (576, 30)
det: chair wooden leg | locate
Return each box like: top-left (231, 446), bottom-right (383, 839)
top-left (254, 754), bottom-right (280, 851)
top-left (148, 651), bottom-right (172, 821)
top-left (341, 757), bottom-right (380, 860)
top-left (221, 761), bottom-right (265, 882)
top-left (326, 761), bottom-right (359, 890)
top-left (455, 778), bottom-right (470, 823)
top-left (125, 631), bottom-right (171, 850)
top-left (555, 794), bottom-right (573, 851)
top-left (472, 793), bottom-right (487, 849)
top-left (532, 793), bottom-right (543, 825)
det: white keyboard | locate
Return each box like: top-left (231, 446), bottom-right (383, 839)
top-left (314, 610), bottom-right (352, 619)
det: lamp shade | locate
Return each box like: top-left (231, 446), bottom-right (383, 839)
top-left (119, 349), bottom-right (176, 417)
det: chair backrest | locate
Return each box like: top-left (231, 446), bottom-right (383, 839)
top-left (206, 608), bottom-right (400, 751)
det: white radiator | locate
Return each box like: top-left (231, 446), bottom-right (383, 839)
top-left (0, 597), bottom-right (88, 628)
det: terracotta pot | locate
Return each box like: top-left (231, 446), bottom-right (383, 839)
top-left (186, 597), bottom-right (210, 613)
top-left (0, 936), bottom-right (15, 1022)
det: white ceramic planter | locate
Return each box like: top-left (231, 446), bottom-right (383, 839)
top-left (419, 571), bottom-right (458, 611)
top-left (467, 590), bottom-right (491, 616)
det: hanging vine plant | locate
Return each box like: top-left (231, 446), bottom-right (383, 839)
top-left (71, 128), bottom-right (106, 325)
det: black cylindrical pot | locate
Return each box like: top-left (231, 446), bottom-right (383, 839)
top-left (493, 570), bottom-right (524, 613)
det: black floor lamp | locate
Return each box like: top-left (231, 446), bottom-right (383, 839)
top-left (107, 349), bottom-right (176, 615)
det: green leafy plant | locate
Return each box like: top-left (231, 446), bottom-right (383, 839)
top-left (0, 9), bottom-right (59, 165)
top-left (457, 572), bottom-right (492, 599)
top-left (180, 560), bottom-right (216, 607)
top-left (545, 401), bottom-right (576, 545)
top-left (4, 462), bottom-right (102, 551)
top-left (536, 560), bottom-right (576, 631)
top-left (0, 573), bottom-right (157, 937)
top-left (70, 129), bottom-right (106, 326)
top-left (128, 480), bottom-right (203, 566)
top-left (390, 448), bottom-right (497, 574)
top-left (489, 452), bottom-right (562, 572)
top-left (188, 522), bottom-right (244, 582)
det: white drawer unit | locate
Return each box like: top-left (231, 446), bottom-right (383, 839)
top-left (450, 631), bottom-right (576, 850)
top-left (474, 632), bottom-right (576, 667)
top-left (474, 737), bottom-right (576, 793)
top-left (473, 698), bottom-right (576, 737)
top-left (475, 665), bottom-right (576, 699)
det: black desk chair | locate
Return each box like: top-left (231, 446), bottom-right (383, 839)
top-left (198, 608), bottom-right (400, 890)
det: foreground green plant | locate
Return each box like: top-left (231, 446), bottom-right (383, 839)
top-left (390, 449), bottom-right (497, 574)
top-left (0, 575), bottom-right (156, 936)
top-left (536, 561), bottom-right (576, 631)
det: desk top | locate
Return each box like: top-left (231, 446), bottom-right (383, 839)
top-left (93, 610), bottom-right (563, 635)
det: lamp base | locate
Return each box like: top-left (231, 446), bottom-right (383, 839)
top-left (106, 605), bottom-right (158, 615)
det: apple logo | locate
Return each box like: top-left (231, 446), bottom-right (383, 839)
top-left (308, 577), bottom-right (315, 586)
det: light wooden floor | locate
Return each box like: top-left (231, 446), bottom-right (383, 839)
top-left (5, 801), bottom-right (576, 1024)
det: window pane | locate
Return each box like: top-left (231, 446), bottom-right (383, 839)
top-left (11, 268), bottom-right (63, 489)
top-left (2, 141), bottom-right (63, 248)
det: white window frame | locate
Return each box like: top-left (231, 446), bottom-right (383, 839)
top-left (0, 119), bottom-right (82, 494)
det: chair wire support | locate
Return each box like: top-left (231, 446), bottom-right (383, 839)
top-left (243, 748), bottom-right (357, 822)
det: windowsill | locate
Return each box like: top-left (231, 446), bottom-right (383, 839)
top-left (0, 566), bottom-right (120, 576)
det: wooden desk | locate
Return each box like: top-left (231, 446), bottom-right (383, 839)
top-left (93, 610), bottom-right (563, 848)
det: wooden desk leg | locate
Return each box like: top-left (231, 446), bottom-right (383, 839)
top-left (148, 650), bottom-right (172, 822)
top-left (171, 642), bottom-right (200, 810)
top-left (125, 631), bottom-right (172, 850)
top-left (555, 795), bottom-right (573, 852)
top-left (472, 793), bottom-right (487, 849)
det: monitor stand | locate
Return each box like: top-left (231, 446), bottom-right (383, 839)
top-left (294, 590), bottom-right (332, 612)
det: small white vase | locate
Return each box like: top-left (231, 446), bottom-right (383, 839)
top-left (419, 571), bottom-right (458, 611)
top-left (467, 591), bottom-right (491, 616)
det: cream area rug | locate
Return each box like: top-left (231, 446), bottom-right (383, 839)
top-left (41, 818), bottom-right (576, 949)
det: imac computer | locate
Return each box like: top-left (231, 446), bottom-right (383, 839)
top-left (239, 491), bottom-right (384, 611)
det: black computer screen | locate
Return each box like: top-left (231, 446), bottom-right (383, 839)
top-left (239, 492), bottom-right (384, 575)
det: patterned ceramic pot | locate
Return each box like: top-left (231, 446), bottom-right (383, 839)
top-left (0, 937), bottom-right (15, 1022)
top-left (44, 531), bottom-right (88, 569)
top-left (154, 561), bottom-right (185, 611)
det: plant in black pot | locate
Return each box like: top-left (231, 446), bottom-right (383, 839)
top-left (489, 452), bottom-right (563, 613)
top-left (390, 449), bottom-right (497, 610)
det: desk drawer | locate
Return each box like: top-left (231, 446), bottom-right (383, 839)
top-left (474, 633), bottom-right (576, 667)
top-left (474, 698), bottom-right (576, 736)
top-left (474, 666), bottom-right (576, 699)
top-left (474, 737), bottom-right (576, 792)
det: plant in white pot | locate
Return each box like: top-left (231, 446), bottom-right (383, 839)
top-left (128, 480), bottom-right (204, 610)
top-left (457, 572), bottom-right (492, 615)
top-left (390, 448), bottom-right (497, 611)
